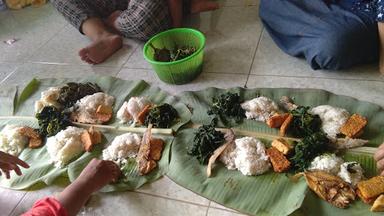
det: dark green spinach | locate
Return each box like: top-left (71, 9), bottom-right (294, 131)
top-left (289, 106), bottom-right (322, 137)
top-left (207, 92), bottom-right (245, 125)
top-left (36, 106), bottom-right (71, 137)
top-left (144, 103), bottom-right (178, 128)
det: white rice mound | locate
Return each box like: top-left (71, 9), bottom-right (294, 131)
top-left (46, 126), bottom-right (86, 167)
top-left (102, 133), bottom-right (142, 165)
top-left (0, 125), bottom-right (28, 156)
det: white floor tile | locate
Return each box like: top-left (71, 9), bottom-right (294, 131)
top-left (251, 31), bottom-right (384, 82)
top-left (184, 6), bottom-right (262, 74)
top-left (117, 68), bottom-right (248, 95)
top-left (137, 176), bottom-right (210, 206)
top-left (246, 75), bottom-right (384, 107)
top-left (0, 4), bottom-right (67, 63)
top-left (0, 187), bottom-right (26, 216)
top-left (0, 63), bottom-right (17, 83)
top-left (29, 25), bottom-right (139, 67)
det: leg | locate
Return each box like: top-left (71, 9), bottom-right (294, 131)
top-left (50, 0), bottom-right (127, 64)
top-left (110, 0), bottom-right (173, 41)
top-left (259, 0), bottom-right (379, 70)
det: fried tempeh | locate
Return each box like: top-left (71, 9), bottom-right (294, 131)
top-left (267, 113), bottom-right (290, 128)
top-left (371, 194), bottom-right (384, 212)
top-left (149, 138), bottom-right (164, 161)
top-left (340, 114), bottom-right (367, 138)
top-left (266, 147), bottom-right (290, 172)
top-left (356, 176), bottom-right (384, 204)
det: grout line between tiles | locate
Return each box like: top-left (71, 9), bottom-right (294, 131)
top-left (205, 201), bottom-right (211, 216)
top-left (8, 191), bottom-right (28, 216)
top-left (245, 27), bottom-right (264, 88)
top-left (132, 190), bottom-right (210, 208)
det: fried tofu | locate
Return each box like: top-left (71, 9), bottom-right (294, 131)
top-left (372, 195), bottom-right (384, 212)
top-left (81, 127), bottom-right (102, 152)
top-left (95, 105), bottom-right (113, 123)
top-left (149, 138), bottom-right (165, 161)
top-left (271, 138), bottom-right (293, 155)
top-left (340, 114), bottom-right (367, 138)
top-left (267, 113), bottom-right (290, 128)
top-left (18, 126), bottom-right (43, 149)
top-left (279, 114), bottom-right (293, 136)
top-left (357, 176), bottom-right (384, 204)
top-left (266, 147), bottom-right (291, 173)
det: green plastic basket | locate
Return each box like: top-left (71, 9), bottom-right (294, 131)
top-left (143, 28), bottom-right (205, 85)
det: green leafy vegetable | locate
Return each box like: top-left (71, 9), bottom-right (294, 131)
top-left (36, 106), bottom-right (70, 137)
top-left (58, 82), bottom-right (102, 108)
top-left (289, 106), bottom-right (322, 137)
top-left (150, 43), bottom-right (196, 62)
top-left (290, 132), bottom-right (330, 172)
top-left (208, 92), bottom-right (245, 124)
top-left (145, 103), bottom-right (178, 128)
top-left (188, 120), bottom-right (225, 164)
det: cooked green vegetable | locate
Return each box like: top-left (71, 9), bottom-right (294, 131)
top-left (36, 106), bottom-right (71, 137)
top-left (144, 103), bottom-right (178, 128)
top-left (150, 43), bottom-right (196, 62)
top-left (188, 120), bottom-right (226, 164)
top-left (288, 106), bottom-right (322, 137)
top-left (290, 132), bottom-right (330, 172)
top-left (208, 92), bottom-right (246, 124)
top-left (58, 82), bottom-right (102, 108)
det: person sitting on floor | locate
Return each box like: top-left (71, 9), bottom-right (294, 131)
top-left (259, 0), bottom-right (384, 71)
top-left (50, 0), bottom-right (219, 65)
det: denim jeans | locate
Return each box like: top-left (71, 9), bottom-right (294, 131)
top-left (259, 0), bottom-right (379, 70)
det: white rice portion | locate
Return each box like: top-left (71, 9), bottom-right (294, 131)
top-left (102, 133), bottom-right (142, 165)
top-left (241, 97), bottom-right (279, 122)
top-left (0, 125), bottom-right (28, 156)
top-left (310, 105), bottom-right (350, 138)
top-left (221, 137), bottom-right (270, 176)
top-left (46, 126), bottom-right (85, 167)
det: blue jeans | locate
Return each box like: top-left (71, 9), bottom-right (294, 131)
top-left (259, 0), bottom-right (379, 70)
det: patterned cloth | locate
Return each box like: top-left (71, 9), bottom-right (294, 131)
top-left (51, 0), bottom-right (171, 41)
top-left (334, 0), bottom-right (384, 21)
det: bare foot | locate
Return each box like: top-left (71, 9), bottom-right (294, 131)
top-left (76, 159), bottom-right (121, 192)
top-left (191, 0), bottom-right (219, 14)
top-left (78, 33), bottom-right (123, 64)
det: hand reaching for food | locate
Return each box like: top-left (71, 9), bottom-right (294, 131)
top-left (374, 143), bottom-right (384, 176)
top-left (0, 151), bottom-right (29, 179)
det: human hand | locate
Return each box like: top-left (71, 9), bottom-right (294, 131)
top-left (374, 143), bottom-right (384, 176)
top-left (75, 159), bottom-right (121, 193)
top-left (0, 151), bottom-right (29, 179)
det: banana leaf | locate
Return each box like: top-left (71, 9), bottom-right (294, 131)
top-left (168, 87), bottom-right (384, 216)
top-left (0, 76), bottom-right (191, 191)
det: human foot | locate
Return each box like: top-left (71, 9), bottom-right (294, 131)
top-left (75, 159), bottom-right (121, 192)
top-left (78, 33), bottom-right (123, 64)
top-left (191, 0), bottom-right (219, 14)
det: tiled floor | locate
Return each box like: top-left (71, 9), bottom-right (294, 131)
top-left (0, 1), bottom-right (383, 216)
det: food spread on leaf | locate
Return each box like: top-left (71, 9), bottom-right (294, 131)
top-left (241, 96), bottom-right (280, 122)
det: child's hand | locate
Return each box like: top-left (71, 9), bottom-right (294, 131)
top-left (375, 143), bottom-right (384, 176)
top-left (0, 151), bottom-right (29, 179)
